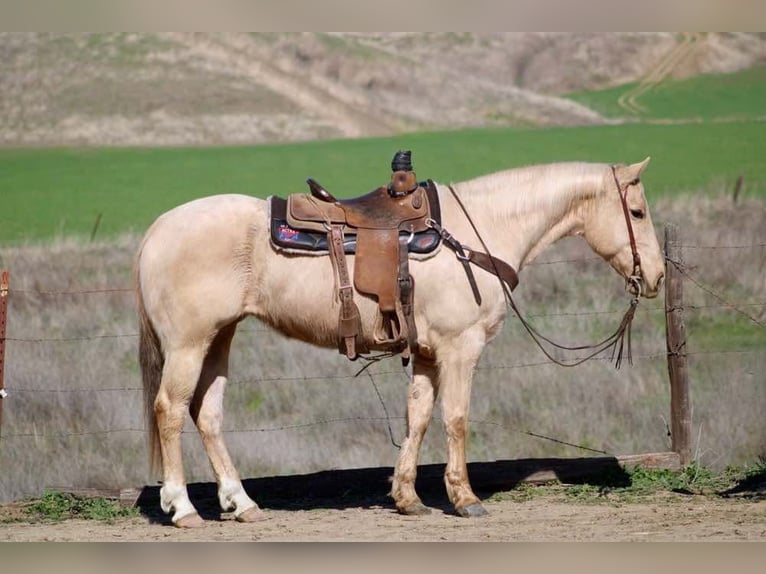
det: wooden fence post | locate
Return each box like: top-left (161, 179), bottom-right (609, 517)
top-left (664, 225), bottom-right (692, 466)
top-left (0, 270), bottom-right (8, 438)
top-left (733, 174), bottom-right (744, 203)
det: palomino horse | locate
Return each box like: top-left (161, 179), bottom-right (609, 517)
top-left (135, 159), bottom-right (665, 527)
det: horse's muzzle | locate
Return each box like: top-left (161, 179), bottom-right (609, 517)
top-left (642, 271), bottom-right (664, 299)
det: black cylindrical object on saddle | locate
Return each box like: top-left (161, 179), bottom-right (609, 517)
top-left (391, 150), bottom-right (413, 172)
top-left (389, 150), bottom-right (418, 197)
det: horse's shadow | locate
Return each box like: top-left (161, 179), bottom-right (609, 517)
top-left (136, 456), bottom-right (633, 524)
top-left (719, 466), bottom-right (766, 500)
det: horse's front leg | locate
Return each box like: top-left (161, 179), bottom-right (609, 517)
top-left (439, 332), bottom-right (488, 517)
top-left (391, 356), bottom-right (439, 515)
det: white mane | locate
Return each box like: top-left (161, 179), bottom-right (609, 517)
top-left (453, 162), bottom-right (607, 220)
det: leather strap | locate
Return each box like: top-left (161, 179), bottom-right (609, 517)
top-left (610, 165), bottom-right (642, 282)
top-left (427, 219), bottom-right (484, 305)
top-left (398, 233), bottom-right (416, 365)
top-left (443, 178), bottom-right (639, 369)
top-left (464, 250), bottom-right (519, 292)
top-left (329, 225), bottom-right (366, 359)
top-left (426, 217), bottom-right (519, 306)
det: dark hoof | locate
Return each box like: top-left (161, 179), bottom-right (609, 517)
top-left (456, 503), bottom-right (489, 518)
top-left (398, 503), bottom-right (432, 516)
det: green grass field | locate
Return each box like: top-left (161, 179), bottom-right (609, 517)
top-left (2, 121), bottom-right (765, 244)
top-left (568, 66), bottom-right (766, 121)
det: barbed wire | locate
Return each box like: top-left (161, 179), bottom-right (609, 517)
top-left (527, 256), bottom-right (602, 266)
top-left (1, 242), bottom-right (762, 462)
top-left (680, 243), bottom-right (766, 250)
top-left (3, 238), bottom-right (762, 298)
top-left (8, 287), bottom-right (132, 295)
top-left (524, 307), bottom-right (663, 318)
top-left (4, 325), bottom-right (276, 343)
top-left (5, 299), bottom-right (764, 343)
top-left (5, 333), bottom-right (139, 342)
top-left (6, 348), bottom-right (760, 396)
top-left (478, 349), bottom-right (761, 372)
top-left (0, 414), bottom-right (612, 456)
top-left (8, 369), bottom-right (404, 393)
top-left (684, 302), bottom-right (766, 310)
top-left (666, 256), bottom-right (765, 328)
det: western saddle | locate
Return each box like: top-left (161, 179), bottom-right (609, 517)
top-left (269, 151), bottom-right (441, 365)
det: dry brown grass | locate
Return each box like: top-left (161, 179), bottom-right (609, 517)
top-left (0, 194), bottom-right (763, 504)
top-left (2, 33), bottom-right (765, 146)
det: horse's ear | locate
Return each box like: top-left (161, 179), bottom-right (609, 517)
top-left (632, 156), bottom-right (651, 178)
top-left (616, 157), bottom-right (651, 184)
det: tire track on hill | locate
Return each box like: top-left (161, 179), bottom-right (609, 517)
top-left (164, 33), bottom-right (394, 139)
top-left (618, 32), bottom-right (705, 115)
top-left (341, 33), bottom-right (606, 126)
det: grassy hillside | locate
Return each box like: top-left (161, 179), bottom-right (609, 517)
top-left (3, 121), bottom-right (765, 244)
top-left (4, 33), bottom-right (766, 147)
top-left (568, 66), bottom-right (766, 121)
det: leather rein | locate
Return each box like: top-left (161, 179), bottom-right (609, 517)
top-left (611, 165), bottom-right (644, 298)
top-left (431, 165), bottom-right (644, 369)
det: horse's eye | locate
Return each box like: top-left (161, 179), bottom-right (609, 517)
top-left (630, 209), bottom-right (645, 220)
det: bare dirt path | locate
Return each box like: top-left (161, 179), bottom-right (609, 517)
top-left (617, 32), bottom-right (705, 115)
top-left (2, 493), bottom-right (763, 542)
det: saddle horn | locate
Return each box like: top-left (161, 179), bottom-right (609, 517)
top-left (306, 178), bottom-right (337, 203)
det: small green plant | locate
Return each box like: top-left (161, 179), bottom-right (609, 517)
top-left (740, 457), bottom-right (766, 479)
top-left (563, 483), bottom-right (606, 502)
top-left (246, 391), bottom-right (265, 413)
top-left (487, 482), bottom-right (550, 503)
top-left (488, 461), bottom-right (765, 507)
top-left (560, 463), bottom-right (755, 504)
top-left (25, 490), bottom-right (138, 523)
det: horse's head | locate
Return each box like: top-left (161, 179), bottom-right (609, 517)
top-left (582, 158), bottom-right (665, 299)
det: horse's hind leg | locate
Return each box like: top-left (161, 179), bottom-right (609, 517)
top-left (155, 345), bottom-right (208, 527)
top-left (190, 323), bottom-right (261, 523)
top-left (391, 357), bottom-right (439, 515)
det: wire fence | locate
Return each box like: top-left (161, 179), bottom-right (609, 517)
top-left (0, 237), bottom-right (764, 500)
top-left (2, 244), bottom-right (762, 418)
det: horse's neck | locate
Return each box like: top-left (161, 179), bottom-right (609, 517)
top-left (452, 164), bottom-right (602, 270)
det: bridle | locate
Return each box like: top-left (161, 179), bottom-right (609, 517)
top-left (610, 164), bottom-right (644, 299)
top-left (433, 165), bottom-right (647, 369)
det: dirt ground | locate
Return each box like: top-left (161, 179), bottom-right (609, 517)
top-left (3, 460), bottom-right (764, 542)
top-left (2, 491), bottom-right (764, 542)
